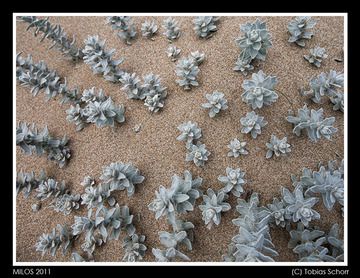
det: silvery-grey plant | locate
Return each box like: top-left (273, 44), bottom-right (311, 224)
top-left (185, 143), bottom-right (211, 167)
top-left (16, 53), bottom-right (81, 104)
top-left (190, 51), bottom-right (205, 65)
top-left (148, 170), bottom-right (202, 226)
top-left (16, 122), bottom-right (71, 168)
top-left (304, 46), bottom-right (327, 67)
top-left (218, 167), bottom-right (247, 197)
top-left (167, 45), bottom-right (181, 62)
top-left (176, 121), bottom-right (202, 144)
top-left (226, 193), bottom-right (278, 262)
top-left (240, 111), bottom-right (268, 139)
top-left (281, 186), bottom-right (320, 227)
top-left (99, 162), bottom-right (145, 197)
top-left (50, 193), bottom-right (81, 215)
top-left (175, 57), bottom-right (200, 90)
top-left (18, 16), bottom-right (83, 61)
top-left (81, 182), bottom-right (113, 209)
top-left (241, 70), bottom-right (278, 109)
top-left (304, 70), bottom-right (344, 106)
top-left (265, 135), bottom-right (291, 159)
top-left (193, 16), bottom-right (219, 39)
top-left (35, 178), bottom-right (67, 201)
top-left (82, 35), bottom-right (125, 82)
top-left (120, 72), bottom-right (145, 100)
top-left (162, 17), bottom-right (181, 42)
top-left (16, 170), bottom-right (46, 198)
top-left (122, 234), bottom-right (147, 262)
top-left (288, 16), bottom-right (317, 47)
top-left (326, 223), bottom-right (344, 261)
top-left (267, 197), bottom-right (286, 228)
top-left (106, 16), bottom-right (137, 45)
top-left (199, 188), bottom-right (231, 229)
top-left (234, 19), bottom-right (272, 75)
top-left (330, 92), bottom-right (344, 112)
top-left (227, 138), bottom-right (249, 158)
top-left (304, 166), bottom-right (344, 211)
top-left (142, 73), bottom-right (168, 113)
top-left (35, 224), bottom-right (75, 257)
top-left (66, 87), bottom-right (126, 131)
top-left (72, 252), bottom-right (94, 262)
top-left (286, 105), bottom-right (337, 142)
top-left (141, 20), bottom-right (158, 40)
top-left (201, 91), bottom-right (228, 118)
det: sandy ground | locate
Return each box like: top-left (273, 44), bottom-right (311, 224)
top-left (16, 15), bottom-right (344, 262)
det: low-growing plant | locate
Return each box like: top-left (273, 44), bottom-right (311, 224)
top-left (304, 46), bottom-right (327, 67)
top-left (193, 16), bottom-right (219, 39)
top-left (167, 45), bottom-right (181, 62)
top-left (240, 111), bottom-right (268, 139)
top-left (106, 16), bottom-right (137, 45)
top-left (201, 91), bottom-right (228, 118)
top-left (122, 233), bottom-right (147, 262)
top-left (141, 20), bottom-right (158, 40)
top-left (288, 16), bottom-right (316, 47)
top-left (176, 121), bottom-right (202, 144)
top-left (190, 51), bottom-right (205, 65)
top-left (185, 142), bottom-right (211, 167)
top-left (175, 57), bottom-right (200, 90)
top-left (265, 135), bottom-right (291, 159)
top-left (162, 17), bottom-right (181, 42)
top-left (218, 167), bottom-right (247, 197)
top-left (227, 138), bottom-right (249, 158)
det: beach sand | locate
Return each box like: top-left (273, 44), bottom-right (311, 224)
top-left (16, 15), bottom-right (344, 262)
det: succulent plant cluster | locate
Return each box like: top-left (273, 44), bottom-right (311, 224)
top-left (288, 223), bottom-right (343, 262)
top-left (175, 56), bottom-right (200, 91)
top-left (16, 122), bottom-right (71, 168)
top-left (242, 70), bottom-right (278, 109)
top-left (193, 16), bottom-right (219, 39)
top-left (218, 167), bottom-right (247, 197)
top-left (240, 111), bottom-right (268, 139)
top-left (224, 193), bottom-right (278, 262)
top-left (66, 87), bottom-right (125, 131)
top-left (166, 45), bottom-right (181, 62)
top-left (122, 233), bottom-right (147, 262)
top-left (286, 104), bottom-right (337, 142)
top-left (83, 35), bottom-right (125, 82)
top-left (120, 72), bottom-right (168, 113)
top-left (304, 46), bottom-right (328, 67)
top-left (201, 91), bottom-right (228, 118)
top-left (16, 53), bottom-right (81, 104)
top-left (234, 19), bottom-right (272, 75)
top-left (303, 70), bottom-right (344, 112)
top-left (288, 16), bottom-right (317, 47)
top-left (227, 138), bottom-right (249, 158)
top-left (162, 17), bottom-right (181, 42)
top-left (265, 135), bottom-right (291, 159)
top-left (106, 16), bottom-right (137, 45)
top-left (141, 20), bottom-right (158, 40)
top-left (177, 121), bottom-right (210, 167)
top-left (18, 16), bottom-right (83, 61)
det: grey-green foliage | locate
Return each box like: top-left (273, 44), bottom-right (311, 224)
top-left (185, 143), bottom-right (211, 167)
top-left (304, 70), bottom-right (344, 110)
top-left (35, 224), bottom-right (75, 257)
top-left (175, 57), bottom-right (200, 90)
top-left (18, 16), bottom-right (83, 61)
top-left (265, 135), bottom-right (291, 159)
top-left (176, 121), bottom-right (202, 144)
top-left (199, 188), bottom-right (231, 229)
top-left (122, 234), bottom-right (147, 262)
top-left (50, 193), bottom-right (81, 215)
top-left (162, 17), bottom-right (181, 42)
top-left (292, 160), bottom-right (344, 212)
top-left (83, 35), bottom-right (125, 82)
top-left (35, 178), bottom-right (66, 201)
top-left (201, 91), bottom-right (228, 118)
top-left (225, 193), bottom-right (278, 262)
top-left (16, 170), bottom-right (46, 198)
top-left (99, 162), bottom-right (145, 197)
top-left (267, 197), bottom-right (286, 228)
top-left (218, 167), bottom-right (246, 197)
top-left (240, 111), bottom-right (268, 139)
top-left (141, 20), bottom-right (158, 40)
top-left (16, 53), bottom-right (80, 104)
top-left (326, 223), bottom-right (344, 261)
top-left (106, 16), bottom-right (137, 45)
top-left (234, 19), bottom-right (272, 75)
top-left (66, 87), bottom-right (125, 131)
top-left (81, 181), bottom-right (113, 209)
top-left (304, 46), bottom-right (327, 67)
top-left (16, 122), bottom-right (71, 168)
top-left (242, 70), bottom-right (278, 109)
top-left (72, 252), bottom-right (94, 262)
top-left (193, 16), bottom-right (219, 39)
top-left (330, 92), bottom-right (344, 112)
top-left (288, 16), bottom-right (317, 47)
top-left (120, 72), bottom-right (144, 100)
top-left (227, 138), bottom-right (249, 158)
top-left (281, 186), bottom-right (320, 227)
top-left (167, 45), bottom-right (181, 62)
top-left (286, 104), bottom-right (337, 142)
top-left (148, 170), bottom-right (202, 226)
top-left (190, 51), bottom-right (205, 65)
